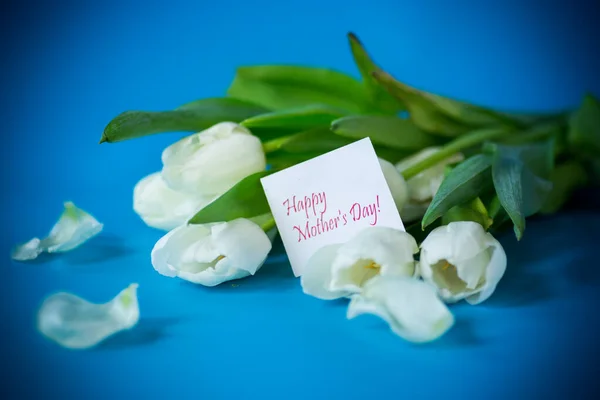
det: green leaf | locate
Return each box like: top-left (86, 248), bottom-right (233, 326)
top-left (188, 171), bottom-right (273, 224)
top-left (279, 126), bottom-right (355, 153)
top-left (372, 71), bottom-right (469, 136)
top-left (241, 104), bottom-right (347, 131)
top-left (331, 115), bottom-right (438, 150)
top-left (422, 154), bottom-right (493, 228)
top-left (372, 71), bottom-right (522, 136)
top-left (568, 93), bottom-right (600, 156)
top-left (442, 197), bottom-right (493, 229)
top-left (347, 32), bottom-right (404, 114)
top-left (540, 161), bottom-right (588, 214)
top-left (227, 65), bottom-right (375, 114)
top-left (100, 98), bottom-right (268, 143)
top-left (489, 141), bottom-right (555, 240)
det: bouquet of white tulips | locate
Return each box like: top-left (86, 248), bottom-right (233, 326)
top-left (16, 33), bottom-right (599, 347)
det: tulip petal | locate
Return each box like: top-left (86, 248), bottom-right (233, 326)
top-left (151, 219), bottom-right (273, 287)
top-left (466, 234), bottom-right (507, 304)
top-left (11, 202), bottom-right (103, 261)
top-left (212, 219), bottom-right (273, 275)
top-left (347, 276), bottom-right (454, 343)
top-left (379, 158), bottom-right (408, 211)
top-left (301, 244), bottom-right (350, 300)
top-left (330, 227), bottom-right (418, 293)
top-left (37, 283), bottom-right (140, 349)
top-left (133, 172), bottom-right (214, 231)
top-left (161, 122), bottom-right (266, 196)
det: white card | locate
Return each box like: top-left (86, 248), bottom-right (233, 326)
top-left (260, 137), bottom-right (405, 277)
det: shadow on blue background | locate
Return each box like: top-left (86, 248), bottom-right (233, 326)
top-left (1, 0), bottom-right (600, 399)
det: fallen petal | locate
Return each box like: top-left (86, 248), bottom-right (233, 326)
top-left (347, 276), bottom-right (454, 343)
top-left (37, 283), bottom-right (140, 349)
top-left (11, 202), bottom-right (103, 261)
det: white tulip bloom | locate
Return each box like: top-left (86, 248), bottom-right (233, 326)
top-left (419, 221), bottom-right (507, 304)
top-left (347, 276), bottom-right (454, 343)
top-left (11, 201), bottom-right (103, 261)
top-left (133, 172), bottom-right (214, 231)
top-left (379, 158), bottom-right (408, 211)
top-left (301, 227), bottom-right (418, 300)
top-left (161, 122), bottom-right (266, 196)
top-left (396, 147), bottom-right (464, 202)
top-left (151, 218), bottom-right (273, 287)
top-left (37, 283), bottom-right (140, 349)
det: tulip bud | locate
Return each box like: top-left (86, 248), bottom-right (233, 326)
top-left (161, 122), bottom-right (266, 196)
top-left (151, 218), bottom-right (273, 287)
top-left (133, 172), bottom-right (214, 231)
top-left (419, 221), bottom-right (507, 304)
top-left (378, 158), bottom-right (409, 211)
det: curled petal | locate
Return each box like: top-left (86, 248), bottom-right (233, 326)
top-left (330, 227), bottom-right (418, 293)
top-left (347, 276), bottom-right (454, 343)
top-left (301, 244), bottom-right (350, 300)
top-left (11, 202), bottom-right (103, 261)
top-left (161, 122), bottom-right (266, 196)
top-left (419, 221), bottom-right (507, 304)
top-left (151, 219), bottom-right (273, 287)
top-left (37, 283), bottom-right (140, 349)
top-left (133, 172), bottom-right (214, 231)
top-left (379, 158), bottom-right (408, 211)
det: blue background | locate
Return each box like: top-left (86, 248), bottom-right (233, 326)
top-left (2, 0), bottom-right (600, 398)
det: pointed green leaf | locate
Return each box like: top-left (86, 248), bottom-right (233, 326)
top-left (372, 71), bottom-right (469, 136)
top-left (331, 115), bottom-right (438, 150)
top-left (188, 171), bottom-right (273, 224)
top-left (568, 93), bottom-right (600, 156)
top-left (227, 65), bottom-right (376, 114)
top-left (241, 104), bottom-right (347, 131)
top-left (489, 141), bottom-right (555, 240)
top-left (100, 98), bottom-right (268, 143)
top-left (422, 154), bottom-right (493, 228)
top-left (347, 32), bottom-right (404, 114)
top-left (279, 126), bottom-right (354, 153)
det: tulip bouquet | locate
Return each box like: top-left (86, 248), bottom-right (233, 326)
top-left (15, 33), bottom-right (599, 346)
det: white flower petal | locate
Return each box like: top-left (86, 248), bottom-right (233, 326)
top-left (11, 238), bottom-right (43, 261)
top-left (161, 122), bottom-right (266, 196)
top-left (301, 244), bottom-right (350, 300)
top-left (396, 147), bottom-right (464, 202)
top-left (133, 172), bottom-right (214, 231)
top-left (466, 234), bottom-right (507, 304)
top-left (151, 219), bottom-right (273, 287)
top-left (45, 202), bottom-right (103, 253)
top-left (419, 221), bottom-right (507, 304)
top-left (330, 227), bottom-right (418, 293)
top-left (11, 202), bottom-right (103, 261)
top-left (379, 158), bottom-right (408, 211)
top-left (37, 283), bottom-right (140, 349)
top-left (347, 276), bottom-right (454, 343)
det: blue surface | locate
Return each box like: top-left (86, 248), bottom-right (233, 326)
top-left (2, 0), bottom-right (600, 398)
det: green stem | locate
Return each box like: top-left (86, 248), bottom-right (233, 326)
top-left (401, 127), bottom-right (511, 180)
top-left (260, 217), bottom-right (277, 232)
top-left (262, 135), bottom-right (294, 154)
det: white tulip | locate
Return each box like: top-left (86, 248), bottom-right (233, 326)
top-left (301, 227), bottom-right (418, 300)
top-left (11, 201), bottom-right (103, 261)
top-left (419, 221), bottom-right (507, 304)
top-left (161, 122), bottom-right (266, 196)
top-left (393, 147), bottom-right (464, 223)
top-left (151, 218), bottom-right (273, 287)
top-left (133, 172), bottom-right (214, 231)
top-left (37, 283), bottom-right (139, 349)
top-left (378, 158), bottom-right (408, 211)
top-left (347, 275), bottom-right (454, 343)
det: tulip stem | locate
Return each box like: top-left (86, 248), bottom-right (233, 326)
top-left (260, 217), bottom-right (277, 232)
top-left (400, 127), bottom-right (511, 180)
top-left (262, 135), bottom-right (294, 154)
